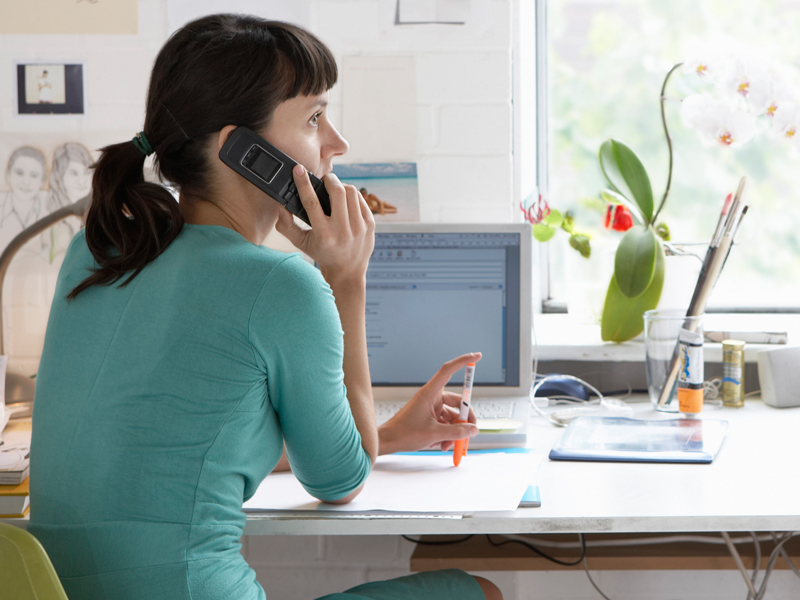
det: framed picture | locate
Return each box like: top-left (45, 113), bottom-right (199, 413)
top-left (16, 63), bottom-right (85, 115)
top-left (332, 163), bottom-right (420, 222)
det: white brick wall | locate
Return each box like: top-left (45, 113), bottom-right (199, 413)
top-left (243, 534), bottom-right (800, 600)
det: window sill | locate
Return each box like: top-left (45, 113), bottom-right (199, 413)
top-left (534, 313), bottom-right (797, 364)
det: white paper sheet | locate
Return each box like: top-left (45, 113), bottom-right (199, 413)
top-left (341, 56), bottom-right (417, 163)
top-left (244, 452), bottom-right (539, 514)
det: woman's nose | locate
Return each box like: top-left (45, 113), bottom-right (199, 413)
top-left (325, 124), bottom-right (350, 158)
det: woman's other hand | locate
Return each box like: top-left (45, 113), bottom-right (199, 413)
top-left (378, 353), bottom-right (482, 455)
top-left (276, 165), bottom-right (375, 288)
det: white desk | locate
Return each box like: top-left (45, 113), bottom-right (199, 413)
top-left (5, 398), bottom-right (798, 537)
top-left (244, 398), bottom-right (800, 536)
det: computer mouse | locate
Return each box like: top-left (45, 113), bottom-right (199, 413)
top-left (533, 375), bottom-right (590, 401)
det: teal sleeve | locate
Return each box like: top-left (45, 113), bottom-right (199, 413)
top-left (248, 255), bottom-right (371, 501)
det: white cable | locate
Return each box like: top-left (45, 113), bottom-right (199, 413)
top-left (703, 377), bottom-right (722, 399)
top-left (754, 532), bottom-right (800, 600)
top-left (498, 531), bottom-right (800, 598)
top-left (529, 374), bottom-right (609, 427)
top-left (531, 373), bottom-right (605, 402)
top-left (722, 531), bottom-right (758, 598)
top-left (529, 395), bottom-right (568, 427)
top-left (748, 531), bottom-right (761, 600)
top-left (582, 557), bottom-right (612, 599)
top-left (772, 531), bottom-right (800, 579)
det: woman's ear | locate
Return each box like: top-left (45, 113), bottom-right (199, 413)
top-left (217, 125), bottom-right (239, 152)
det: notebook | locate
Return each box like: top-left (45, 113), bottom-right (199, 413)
top-left (369, 223), bottom-right (533, 448)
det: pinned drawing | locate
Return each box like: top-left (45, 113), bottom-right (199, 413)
top-left (0, 138), bottom-right (96, 377)
top-left (47, 143), bottom-right (92, 261)
top-left (0, 147), bottom-right (48, 251)
top-left (49, 143), bottom-right (92, 210)
top-left (0, 142), bottom-right (93, 261)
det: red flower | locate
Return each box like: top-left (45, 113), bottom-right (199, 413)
top-left (604, 204), bottom-right (634, 232)
top-left (520, 195), bottom-right (551, 225)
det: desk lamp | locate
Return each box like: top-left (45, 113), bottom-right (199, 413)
top-left (0, 197), bottom-right (89, 413)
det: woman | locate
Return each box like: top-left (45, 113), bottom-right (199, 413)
top-left (38, 69), bottom-right (53, 104)
top-left (29, 14), bottom-right (501, 600)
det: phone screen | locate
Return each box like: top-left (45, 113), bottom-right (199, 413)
top-left (242, 146), bottom-right (283, 184)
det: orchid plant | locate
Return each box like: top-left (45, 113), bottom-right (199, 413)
top-left (598, 44), bottom-right (799, 342)
top-left (520, 194), bottom-right (591, 258)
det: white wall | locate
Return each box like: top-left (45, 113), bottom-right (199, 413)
top-left (2, 1), bottom-right (795, 599)
top-left (0, 0), bottom-right (520, 376)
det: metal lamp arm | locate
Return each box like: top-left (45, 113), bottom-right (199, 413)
top-left (0, 196), bottom-right (90, 355)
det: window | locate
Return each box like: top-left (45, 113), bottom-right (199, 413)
top-left (540, 0), bottom-right (800, 314)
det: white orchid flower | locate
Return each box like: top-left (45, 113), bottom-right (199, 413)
top-left (771, 102), bottom-right (800, 145)
top-left (680, 93), bottom-right (756, 147)
top-left (759, 70), bottom-right (797, 118)
top-left (683, 57), bottom-right (716, 79)
top-left (719, 57), bottom-right (777, 115)
top-left (681, 37), bottom-right (728, 82)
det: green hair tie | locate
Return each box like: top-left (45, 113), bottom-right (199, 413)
top-left (132, 131), bottom-right (154, 156)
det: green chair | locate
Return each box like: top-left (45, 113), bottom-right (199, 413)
top-left (0, 523), bottom-right (68, 600)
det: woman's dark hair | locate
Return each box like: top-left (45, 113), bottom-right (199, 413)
top-left (69, 14), bottom-right (338, 299)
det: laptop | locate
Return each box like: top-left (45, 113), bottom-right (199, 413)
top-left (369, 223), bottom-right (533, 448)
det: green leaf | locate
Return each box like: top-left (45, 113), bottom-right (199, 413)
top-left (543, 209), bottom-right (563, 227)
top-left (599, 139), bottom-right (654, 223)
top-left (600, 188), bottom-right (645, 225)
top-left (561, 212), bottom-right (575, 234)
top-left (569, 233), bottom-right (591, 258)
top-left (614, 226), bottom-right (658, 298)
top-left (532, 223), bottom-right (556, 242)
top-left (600, 242), bottom-right (665, 342)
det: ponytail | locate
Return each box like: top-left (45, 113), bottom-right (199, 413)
top-left (67, 138), bottom-right (183, 300)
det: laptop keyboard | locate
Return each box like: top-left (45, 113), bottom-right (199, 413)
top-left (375, 399), bottom-right (515, 424)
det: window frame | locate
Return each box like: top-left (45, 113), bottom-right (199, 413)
top-left (529, 0), bottom-right (796, 316)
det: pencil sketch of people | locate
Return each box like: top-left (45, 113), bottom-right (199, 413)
top-left (49, 143), bottom-right (92, 210)
top-left (37, 70), bottom-right (53, 104)
top-left (0, 146), bottom-right (49, 252)
top-left (46, 143), bottom-right (92, 261)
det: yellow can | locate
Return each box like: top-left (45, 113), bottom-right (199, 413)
top-left (722, 339), bottom-right (745, 407)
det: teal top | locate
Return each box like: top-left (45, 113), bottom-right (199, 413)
top-left (29, 224), bottom-right (371, 600)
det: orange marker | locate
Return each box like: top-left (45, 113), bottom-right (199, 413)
top-left (453, 363), bottom-right (476, 467)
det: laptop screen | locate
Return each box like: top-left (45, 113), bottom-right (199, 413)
top-left (366, 227), bottom-right (526, 388)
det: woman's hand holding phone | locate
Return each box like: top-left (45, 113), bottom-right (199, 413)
top-left (276, 164), bottom-right (375, 288)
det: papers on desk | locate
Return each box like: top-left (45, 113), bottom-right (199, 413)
top-left (0, 420), bottom-right (31, 485)
top-left (244, 451), bottom-right (540, 515)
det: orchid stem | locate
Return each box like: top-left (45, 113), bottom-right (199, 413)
top-left (651, 62), bottom-right (683, 225)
